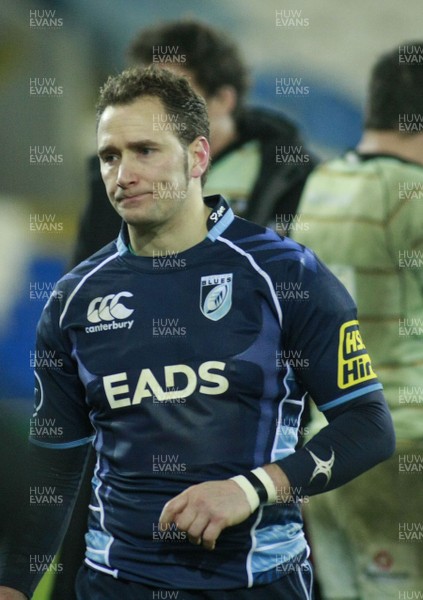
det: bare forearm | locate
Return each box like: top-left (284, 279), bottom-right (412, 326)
top-left (262, 463), bottom-right (292, 503)
top-left (0, 587), bottom-right (27, 600)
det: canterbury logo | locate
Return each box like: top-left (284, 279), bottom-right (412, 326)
top-left (87, 292), bottom-right (134, 323)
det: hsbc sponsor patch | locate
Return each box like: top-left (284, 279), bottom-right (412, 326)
top-left (337, 320), bottom-right (377, 389)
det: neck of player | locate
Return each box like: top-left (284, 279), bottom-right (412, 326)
top-left (357, 130), bottom-right (423, 166)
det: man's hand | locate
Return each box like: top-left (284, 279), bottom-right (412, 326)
top-left (0, 587), bottom-right (27, 600)
top-left (159, 479), bottom-right (252, 551)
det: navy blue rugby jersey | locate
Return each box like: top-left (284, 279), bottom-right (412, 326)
top-left (31, 195), bottom-right (382, 589)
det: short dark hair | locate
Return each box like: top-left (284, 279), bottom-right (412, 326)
top-left (127, 20), bottom-right (250, 114)
top-left (365, 41), bottom-right (423, 131)
top-left (96, 66), bottom-right (210, 184)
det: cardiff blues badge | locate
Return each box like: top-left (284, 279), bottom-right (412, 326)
top-left (200, 273), bottom-right (233, 321)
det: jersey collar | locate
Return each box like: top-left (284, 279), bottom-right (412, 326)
top-left (117, 195), bottom-right (234, 255)
top-left (205, 195), bottom-right (234, 241)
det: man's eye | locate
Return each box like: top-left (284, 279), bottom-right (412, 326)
top-left (103, 154), bottom-right (117, 164)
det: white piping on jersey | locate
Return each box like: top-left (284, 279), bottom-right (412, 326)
top-left (32, 371), bottom-right (43, 417)
top-left (297, 554), bottom-right (313, 600)
top-left (84, 557), bottom-right (118, 579)
top-left (216, 236), bottom-right (283, 328)
top-left (245, 506), bottom-right (264, 588)
top-left (273, 396), bottom-right (305, 459)
top-left (273, 392), bottom-right (308, 461)
top-left (272, 364), bottom-right (293, 461)
top-left (59, 252), bottom-right (120, 327)
top-left (271, 364), bottom-right (307, 462)
top-left (91, 454), bottom-right (115, 568)
top-left (284, 398), bottom-right (304, 406)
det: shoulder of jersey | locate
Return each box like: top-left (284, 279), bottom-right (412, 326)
top-left (57, 240), bottom-right (119, 297)
top-left (224, 217), bottom-right (318, 273)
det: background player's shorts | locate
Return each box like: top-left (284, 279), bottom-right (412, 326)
top-left (305, 442), bottom-right (423, 599)
top-left (75, 561), bottom-right (314, 600)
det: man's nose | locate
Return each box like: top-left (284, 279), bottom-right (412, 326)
top-left (116, 157), bottom-right (138, 188)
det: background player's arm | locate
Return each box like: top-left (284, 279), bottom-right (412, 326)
top-left (0, 588), bottom-right (27, 600)
top-left (0, 444), bottom-right (89, 598)
top-left (0, 282), bottom-right (95, 593)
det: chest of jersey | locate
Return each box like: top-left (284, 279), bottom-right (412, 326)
top-left (67, 260), bottom-right (283, 414)
top-left (63, 259), bottom-right (288, 471)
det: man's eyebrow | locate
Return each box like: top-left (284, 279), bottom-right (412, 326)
top-left (97, 140), bottom-right (161, 157)
top-left (128, 140), bottom-right (161, 151)
top-left (97, 144), bottom-right (117, 158)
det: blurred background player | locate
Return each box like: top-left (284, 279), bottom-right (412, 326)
top-left (71, 19), bottom-right (316, 265)
top-left (292, 42), bottom-right (423, 599)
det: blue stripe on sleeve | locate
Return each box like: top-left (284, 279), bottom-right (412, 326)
top-left (29, 435), bottom-right (95, 449)
top-left (318, 382), bottom-right (383, 412)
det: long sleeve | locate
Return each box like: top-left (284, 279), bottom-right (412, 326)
top-left (277, 390), bottom-right (395, 499)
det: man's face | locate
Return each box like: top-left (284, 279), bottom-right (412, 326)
top-left (97, 96), bottom-right (194, 229)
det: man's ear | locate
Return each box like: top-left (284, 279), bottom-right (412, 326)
top-left (190, 136), bottom-right (210, 179)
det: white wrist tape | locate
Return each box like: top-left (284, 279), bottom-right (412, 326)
top-left (251, 467), bottom-right (278, 504)
top-left (230, 475), bottom-right (260, 513)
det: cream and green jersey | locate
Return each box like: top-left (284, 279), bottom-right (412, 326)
top-left (294, 152), bottom-right (423, 439)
